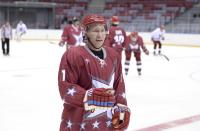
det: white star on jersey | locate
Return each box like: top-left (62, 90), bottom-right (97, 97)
top-left (67, 87), bottom-right (76, 96)
top-left (66, 120), bottom-right (72, 128)
top-left (106, 120), bottom-right (112, 127)
top-left (122, 92), bottom-right (126, 99)
top-left (92, 120), bottom-right (100, 129)
top-left (80, 122), bottom-right (86, 129)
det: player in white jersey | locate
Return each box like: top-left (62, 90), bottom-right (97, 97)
top-left (15, 20), bottom-right (27, 41)
top-left (151, 25), bottom-right (165, 55)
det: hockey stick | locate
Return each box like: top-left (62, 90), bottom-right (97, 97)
top-left (159, 53), bottom-right (170, 61)
top-left (46, 34), bottom-right (58, 45)
top-left (48, 40), bottom-right (57, 44)
top-left (148, 52), bottom-right (170, 61)
top-left (124, 44), bottom-right (169, 61)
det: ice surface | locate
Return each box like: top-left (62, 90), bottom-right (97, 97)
top-left (0, 40), bottom-right (200, 131)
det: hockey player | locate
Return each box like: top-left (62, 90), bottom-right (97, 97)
top-left (58, 14), bottom-right (130, 131)
top-left (59, 17), bottom-right (84, 50)
top-left (151, 25), bottom-right (165, 55)
top-left (15, 20), bottom-right (27, 42)
top-left (104, 16), bottom-right (127, 58)
top-left (1, 22), bottom-right (12, 56)
top-left (125, 32), bottom-right (149, 76)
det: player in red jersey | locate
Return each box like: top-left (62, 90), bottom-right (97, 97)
top-left (104, 16), bottom-right (127, 58)
top-left (124, 32), bottom-right (149, 76)
top-left (59, 17), bottom-right (84, 49)
top-left (58, 14), bottom-right (130, 131)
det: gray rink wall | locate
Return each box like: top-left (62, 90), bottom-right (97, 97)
top-left (13, 29), bottom-right (200, 47)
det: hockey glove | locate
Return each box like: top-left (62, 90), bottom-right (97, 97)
top-left (59, 41), bottom-right (65, 47)
top-left (83, 88), bottom-right (116, 111)
top-left (112, 104), bottom-right (131, 130)
top-left (145, 50), bottom-right (149, 55)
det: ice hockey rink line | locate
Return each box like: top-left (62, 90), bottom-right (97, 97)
top-left (135, 114), bottom-right (200, 131)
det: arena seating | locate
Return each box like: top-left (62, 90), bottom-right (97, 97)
top-left (40, 0), bottom-right (200, 32)
top-left (103, 0), bottom-right (196, 31)
top-left (0, 0), bottom-right (199, 33)
top-left (51, 0), bottom-right (90, 28)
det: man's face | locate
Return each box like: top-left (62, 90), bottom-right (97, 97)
top-left (160, 25), bottom-right (165, 31)
top-left (74, 21), bottom-right (80, 27)
top-left (86, 24), bottom-right (106, 50)
top-left (130, 35), bottom-right (137, 42)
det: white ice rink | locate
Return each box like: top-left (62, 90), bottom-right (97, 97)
top-left (0, 40), bottom-right (200, 131)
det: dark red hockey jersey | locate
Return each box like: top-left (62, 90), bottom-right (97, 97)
top-left (104, 26), bottom-right (127, 54)
top-left (61, 24), bottom-right (83, 46)
top-left (126, 35), bottom-right (148, 53)
top-left (58, 46), bottom-right (127, 131)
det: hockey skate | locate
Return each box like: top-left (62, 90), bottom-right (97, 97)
top-left (153, 51), bottom-right (157, 56)
top-left (158, 50), bottom-right (161, 55)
